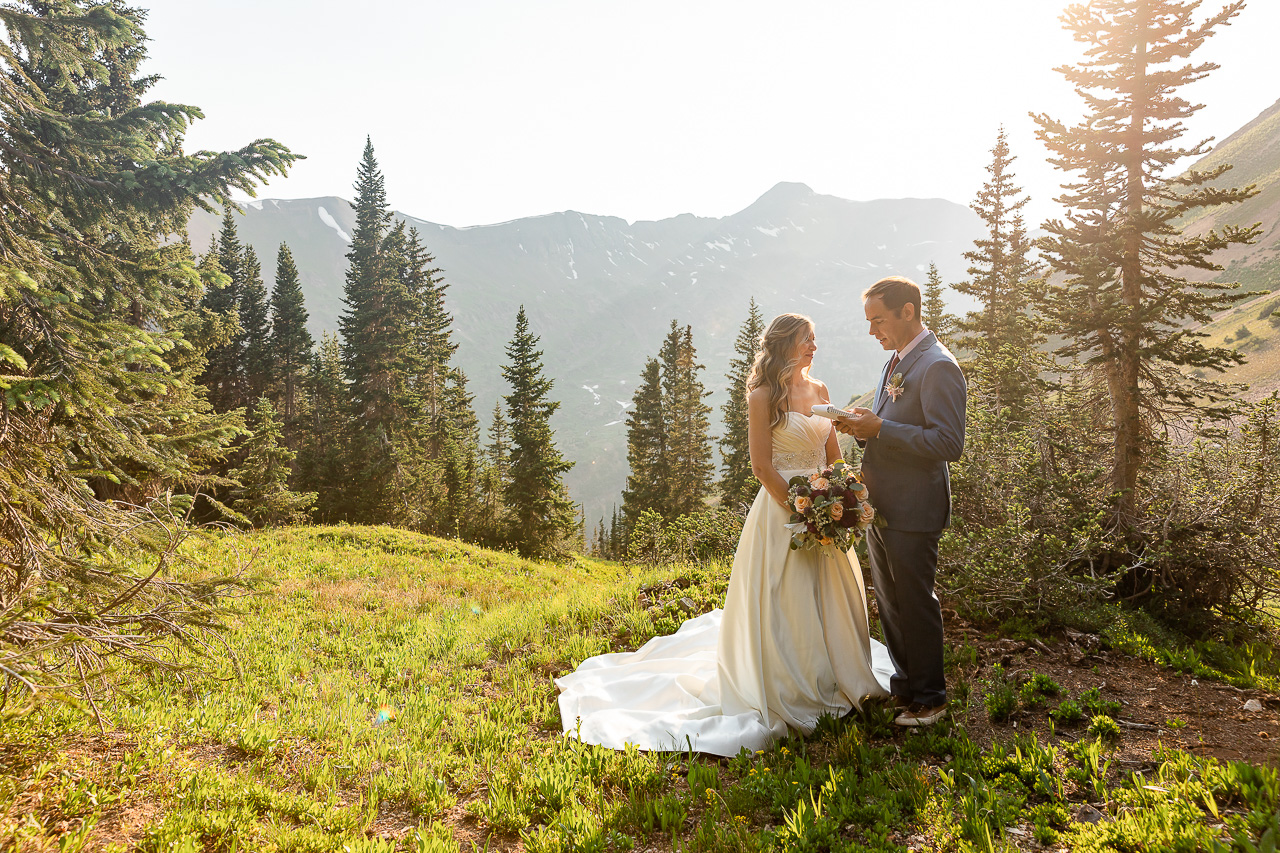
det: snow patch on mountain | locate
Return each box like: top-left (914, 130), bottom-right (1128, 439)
top-left (317, 206), bottom-right (352, 243)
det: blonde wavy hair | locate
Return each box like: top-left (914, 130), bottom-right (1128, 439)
top-left (746, 313), bottom-right (814, 429)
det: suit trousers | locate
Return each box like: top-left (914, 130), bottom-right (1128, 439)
top-left (866, 525), bottom-right (946, 707)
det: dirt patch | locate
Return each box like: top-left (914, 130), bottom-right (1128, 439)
top-left (0, 732), bottom-right (161, 852)
top-left (947, 623), bottom-right (1280, 766)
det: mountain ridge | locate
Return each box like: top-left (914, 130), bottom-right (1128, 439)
top-left (189, 183), bottom-right (986, 521)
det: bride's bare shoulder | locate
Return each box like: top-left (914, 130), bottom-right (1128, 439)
top-left (808, 377), bottom-right (832, 403)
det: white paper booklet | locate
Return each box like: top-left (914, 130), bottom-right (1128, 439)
top-left (811, 403), bottom-right (855, 420)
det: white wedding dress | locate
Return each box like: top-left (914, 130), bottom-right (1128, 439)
top-left (556, 412), bottom-right (893, 757)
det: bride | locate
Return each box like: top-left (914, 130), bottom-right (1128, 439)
top-left (556, 313), bottom-right (891, 756)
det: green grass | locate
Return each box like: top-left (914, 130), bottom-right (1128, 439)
top-left (4, 525), bottom-right (1280, 851)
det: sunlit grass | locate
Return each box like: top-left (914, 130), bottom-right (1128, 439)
top-left (3, 525), bottom-right (1280, 851)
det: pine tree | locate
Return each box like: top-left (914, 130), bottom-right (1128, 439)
top-left (661, 322), bottom-right (714, 517)
top-left (1033, 0), bottom-right (1258, 522)
top-left (0, 0), bottom-right (297, 700)
top-left (609, 505), bottom-right (625, 558)
top-left (922, 263), bottom-right (955, 346)
top-left (296, 332), bottom-right (350, 522)
top-left (337, 141), bottom-right (425, 521)
top-left (718, 300), bottom-right (764, 510)
top-left (478, 401), bottom-right (510, 545)
top-left (228, 398), bottom-right (317, 528)
top-left (403, 226), bottom-right (455, 453)
top-left (200, 208), bottom-right (248, 411)
top-left (239, 246), bottom-right (273, 402)
top-left (953, 129), bottom-right (1046, 417)
top-left (438, 368), bottom-right (481, 538)
top-left (622, 357), bottom-right (667, 527)
top-left (502, 307), bottom-right (576, 557)
top-left (268, 242), bottom-right (313, 421)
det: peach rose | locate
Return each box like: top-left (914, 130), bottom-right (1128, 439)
top-left (810, 477), bottom-right (830, 491)
top-left (830, 501), bottom-right (845, 521)
top-left (794, 495), bottom-right (812, 512)
top-left (859, 501), bottom-right (876, 523)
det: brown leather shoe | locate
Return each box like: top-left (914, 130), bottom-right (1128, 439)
top-left (894, 701), bottom-right (948, 727)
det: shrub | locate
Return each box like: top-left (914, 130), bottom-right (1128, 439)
top-left (947, 371), bottom-right (1280, 635)
top-left (627, 508), bottom-right (743, 566)
top-left (1236, 324), bottom-right (1253, 339)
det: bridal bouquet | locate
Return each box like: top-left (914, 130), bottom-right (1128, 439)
top-left (784, 460), bottom-right (879, 551)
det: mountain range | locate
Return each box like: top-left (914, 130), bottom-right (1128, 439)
top-left (188, 184), bottom-right (986, 522)
top-left (187, 95), bottom-right (1280, 523)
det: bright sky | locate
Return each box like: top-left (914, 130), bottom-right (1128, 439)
top-left (140, 0), bottom-right (1280, 228)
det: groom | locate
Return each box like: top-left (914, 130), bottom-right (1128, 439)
top-left (838, 276), bottom-right (966, 727)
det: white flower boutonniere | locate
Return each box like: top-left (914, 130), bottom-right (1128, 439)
top-left (884, 372), bottom-right (905, 402)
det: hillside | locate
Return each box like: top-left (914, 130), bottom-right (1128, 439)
top-left (189, 185), bottom-right (985, 521)
top-left (1191, 290), bottom-right (1280, 400)
top-left (6, 527), bottom-right (1280, 849)
top-left (1181, 96), bottom-right (1280, 291)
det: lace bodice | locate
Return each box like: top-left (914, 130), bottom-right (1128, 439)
top-left (771, 412), bottom-right (831, 474)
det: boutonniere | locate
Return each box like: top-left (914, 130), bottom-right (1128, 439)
top-left (884, 372), bottom-right (905, 402)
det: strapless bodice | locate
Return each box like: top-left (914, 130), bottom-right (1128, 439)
top-left (771, 411), bottom-right (830, 475)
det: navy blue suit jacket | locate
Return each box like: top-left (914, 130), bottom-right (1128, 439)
top-left (860, 333), bottom-right (966, 533)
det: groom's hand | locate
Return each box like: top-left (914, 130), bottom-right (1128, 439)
top-left (848, 407), bottom-right (882, 441)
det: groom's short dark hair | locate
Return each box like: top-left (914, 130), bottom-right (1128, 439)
top-left (862, 276), bottom-right (922, 318)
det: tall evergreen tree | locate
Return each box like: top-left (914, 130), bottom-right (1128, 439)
top-left (268, 242), bottom-right (313, 421)
top-left (239, 245), bottom-right (273, 402)
top-left (953, 129), bottom-right (1046, 416)
top-left (502, 307), bottom-right (576, 557)
top-left (621, 357), bottom-right (667, 527)
top-left (1033, 0), bottom-right (1257, 523)
top-left (200, 209), bottom-right (248, 411)
top-left (718, 300), bottom-right (765, 510)
top-left (0, 0), bottom-right (297, 700)
top-left (922, 263), bottom-right (955, 346)
top-left (337, 142), bottom-right (425, 521)
top-left (661, 322), bottom-right (714, 517)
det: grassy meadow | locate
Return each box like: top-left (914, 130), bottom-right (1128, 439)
top-left (4, 526), bottom-right (1280, 852)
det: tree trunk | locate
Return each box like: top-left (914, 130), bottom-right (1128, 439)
top-left (1113, 1), bottom-right (1150, 526)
